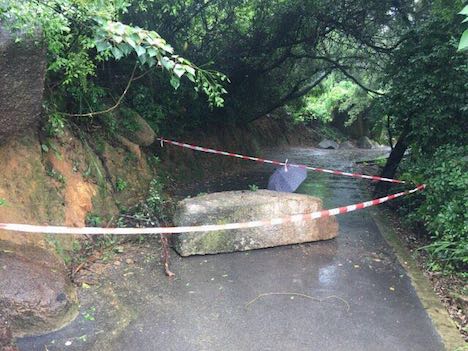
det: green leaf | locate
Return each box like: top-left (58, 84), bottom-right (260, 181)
top-left (126, 36), bottom-right (137, 48)
top-left (110, 46), bottom-right (124, 60)
top-left (161, 43), bottom-right (174, 54)
top-left (130, 33), bottom-right (140, 45)
top-left (170, 76), bottom-right (180, 90)
top-left (112, 34), bottom-right (123, 44)
top-left (118, 43), bottom-right (132, 56)
top-left (113, 22), bottom-right (126, 36)
top-left (147, 47), bottom-right (158, 57)
top-left (173, 64), bottom-right (185, 78)
top-left (186, 72), bottom-right (196, 82)
top-left (457, 29), bottom-right (468, 52)
top-left (459, 5), bottom-right (468, 15)
top-left (183, 65), bottom-right (196, 76)
top-left (161, 57), bottom-right (175, 70)
top-left (95, 40), bottom-right (111, 52)
top-left (138, 53), bottom-right (147, 65)
top-left (135, 45), bottom-right (146, 57)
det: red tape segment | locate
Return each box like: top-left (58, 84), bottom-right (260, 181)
top-left (0, 185), bottom-right (425, 235)
top-left (157, 137), bottom-right (405, 184)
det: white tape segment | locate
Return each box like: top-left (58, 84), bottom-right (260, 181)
top-left (0, 185), bottom-right (425, 235)
top-left (157, 137), bottom-right (405, 184)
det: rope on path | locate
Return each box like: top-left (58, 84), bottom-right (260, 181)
top-left (245, 292), bottom-right (351, 312)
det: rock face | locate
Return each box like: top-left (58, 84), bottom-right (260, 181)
top-left (318, 139), bottom-right (339, 150)
top-left (0, 316), bottom-right (18, 351)
top-left (357, 136), bottom-right (380, 149)
top-left (0, 25), bottom-right (46, 144)
top-left (118, 109), bottom-right (156, 146)
top-left (172, 190), bottom-right (338, 256)
top-left (0, 241), bottom-right (78, 337)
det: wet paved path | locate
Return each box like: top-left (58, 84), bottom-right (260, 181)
top-left (18, 148), bottom-right (444, 351)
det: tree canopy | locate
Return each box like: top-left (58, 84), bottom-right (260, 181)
top-left (1, 0), bottom-right (419, 132)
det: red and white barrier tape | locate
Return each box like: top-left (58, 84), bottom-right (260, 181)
top-left (157, 137), bottom-right (404, 184)
top-left (0, 185), bottom-right (425, 235)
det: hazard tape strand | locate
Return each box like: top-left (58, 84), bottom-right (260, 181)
top-left (0, 137), bottom-right (422, 235)
top-left (157, 137), bottom-right (404, 184)
top-left (0, 185), bottom-right (425, 235)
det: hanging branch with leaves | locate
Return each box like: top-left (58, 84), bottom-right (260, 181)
top-left (94, 20), bottom-right (228, 107)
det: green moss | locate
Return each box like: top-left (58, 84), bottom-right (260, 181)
top-left (194, 230), bottom-right (233, 253)
top-left (82, 142), bottom-right (107, 188)
top-left (45, 163), bottom-right (66, 185)
top-left (46, 235), bottom-right (72, 265)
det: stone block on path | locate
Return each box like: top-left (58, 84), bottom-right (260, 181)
top-left (318, 139), bottom-right (339, 149)
top-left (172, 190), bottom-right (338, 256)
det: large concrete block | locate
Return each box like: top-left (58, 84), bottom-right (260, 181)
top-left (173, 190), bottom-right (338, 256)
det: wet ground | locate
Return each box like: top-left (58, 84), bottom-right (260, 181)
top-left (18, 147), bottom-right (444, 351)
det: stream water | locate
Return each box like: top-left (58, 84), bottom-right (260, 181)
top-left (18, 146), bottom-right (445, 351)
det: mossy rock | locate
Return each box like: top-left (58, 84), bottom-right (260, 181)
top-left (117, 108), bottom-right (156, 147)
top-left (0, 241), bottom-right (78, 337)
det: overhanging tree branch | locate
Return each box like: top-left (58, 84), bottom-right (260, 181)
top-left (248, 70), bottom-right (332, 123)
top-left (61, 63), bottom-right (144, 118)
top-left (290, 53), bottom-right (384, 96)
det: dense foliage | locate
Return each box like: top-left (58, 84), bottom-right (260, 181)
top-left (376, 1), bottom-right (467, 273)
top-left (381, 9), bottom-right (466, 156)
top-left (124, 0), bottom-right (410, 126)
top-left (400, 145), bottom-right (467, 272)
top-left (2, 0), bottom-right (415, 134)
top-left (0, 0), bottom-right (228, 135)
top-left (287, 75), bottom-right (373, 125)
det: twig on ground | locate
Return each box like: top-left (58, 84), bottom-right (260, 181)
top-left (245, 292), bottom-right (350, 312)
top-left (72, 261), bottom-right (86, 277)
top-left (119, 214), bottom-right (154, 224)
top-left (160, 234), bottom-right (175, 277)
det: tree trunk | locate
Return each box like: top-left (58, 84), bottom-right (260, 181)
top-left (375, 121), bottom-right (410, 195)
top-left (386, 115), bottom-right (394, 150)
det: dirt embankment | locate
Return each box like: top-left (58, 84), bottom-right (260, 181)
top-left (157, 115), bottom-right (318, 187)
top-left (0, 113), bottom-right (318, 342)
top-left (0, 129), bottom-right (152, 249)
top-left (0, 114), bottom-right (318, 249)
